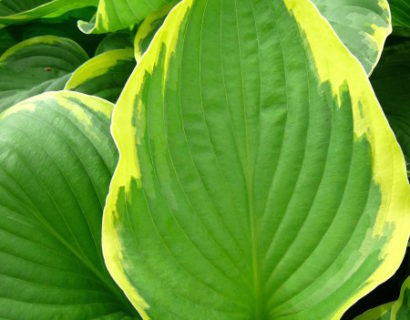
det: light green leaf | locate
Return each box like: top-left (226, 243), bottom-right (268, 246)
top-left (389, 0), bottom-right (410, 28)
top-left (0, 35), bottom-right (88, 113)
top-left (104, 0), bottom-right (410, 319)
top-left (311, 0), bottom-right (392, 74)
top-left (65, 49), bottom-right (135, 103)
top-left (95, 31), bottom-right (134, 55)
top-left (77, 0), bottom-right (174, 34)
top-left (0, 0), bottom-right (98, 27)
top-left (371, 40), bottom-right (410, 175)
top-left (0, 91), bottom-right (138, 319)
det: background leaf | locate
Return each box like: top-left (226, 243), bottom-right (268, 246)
top-left (103, 0), bottom-right (410, 319)
top-left (0, 0), bottom-right (98, 27)
top-left (77, 0), bottom-right (174, 34)
top-left (133, 3), bottom-right (173, 62)
top-left (65, 48), bottom-right (135, 103)
top-left (0, 35), bottom-right (88, 112)
top-left (95, 31), bottom-right (134, 55)
top-left (0, 91), bottom-right (138, 319)
top-left (371, 40), bottom-right (410, 176)
top-left (311, 0), bottom-right (391, 74)
top-left (388, 0), bottom-right (410, 28)
top-left (353, 276), bottom-right (410, 320)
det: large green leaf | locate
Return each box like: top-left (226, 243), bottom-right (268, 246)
top-left (311, 0), bottom-right (391, 74)
top-left (104, 0), bottom-right (410, 319)
top-left (0, 91), bottom-right (138, 319)
top-left (388, 0), bottom-right (410, 28)
top-left (77, 0), bottom-right (173, 34)
top-left (65, 48), bottom-right (135, 103)
top-left (0, 35), bottom-right (88, 113)
top-left (0, 0), bottom-right (98, 27)
top-left (371, 40), bottom-right (410, 175)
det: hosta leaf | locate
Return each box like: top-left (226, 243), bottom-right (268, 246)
top-left (104, 0), bottom-right (410, 319)
top-left (7, 20), bottom-right (104, 56)
top-left (78, 0), bottom-right (173, 34)
top-left (311, 0), bottom-right (391, 74)
top-left (134, 3), bottom-right (174, 62)
top-left (354, 277), bottom-right (410, 320)
top-left (389, 0), bottom-right (410, 28)
top-left (0, 0), bottom-right (98, 27)
top-left (95, 32), bottom-right (134, 55)
top-left (0, 35), bottom-right (88, 113)
top-left (392, 276), bottom-right (410, 320)
top-left (0, 91), bottom-right (138, 319)
top-left (371, 41), bottom-right (410, 175)
top-left (353, 303), bottom-right (394, 320)
top-left (65, 49), bottom-right (135, 103)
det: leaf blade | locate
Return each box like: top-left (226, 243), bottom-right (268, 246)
top-left (104, 0), bottom-right (410, 319)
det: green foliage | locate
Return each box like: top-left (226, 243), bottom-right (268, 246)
top-left (0, 35), bottom-right (88, 112)
top-left (0, 1), bottom-right (409, 320)
top-left (0, 91), bottom-right (138, 319)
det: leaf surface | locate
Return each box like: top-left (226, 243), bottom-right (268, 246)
top-left (104, 0), bottom-right (410, 319)
top-left (0, 91), bottom-right (139, 319)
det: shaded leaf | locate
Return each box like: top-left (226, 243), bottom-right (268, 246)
top-left (0, 0), bottom-right (98, 27)
top-left (389, 0), bottom-right (410, 28)
top-left (65, 49), bottom-right (135, 103)
top-left (0, 35), bottom-right (88, 112)
top-left (354, 277), bottom-right (410, 320)
top-left (95, 31), bottom-right (134, 55)
top-left (371, 40), bottom-right (410, 175)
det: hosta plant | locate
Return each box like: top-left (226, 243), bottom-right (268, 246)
top-left (0, 0), bottom-right (409, 320)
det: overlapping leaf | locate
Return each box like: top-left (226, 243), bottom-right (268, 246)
top-left (65, 49), bottom-right (135, 103)
top-left (133, 3), bottom-right (174, 62)
top-left (0, 91), bottom-right (138, 319)
top-left (371, 40), bottom-right (410, 175)
top-left (0, 35), bottom-right (87, 112)
top-left (0, 0), bottom-right (98, 27)
top-left (354, 276), bottom-right (410, 320)
top-left (95, 31), bottom-right (134, 55)
top-left (78, 0), bottom-right (173, 34)
top-left (389, 0), bottom-right (410, 28)
top-left (311, 0), bottom-right (391, 74)
top-left (103, 0), bottom-right (410, 319)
